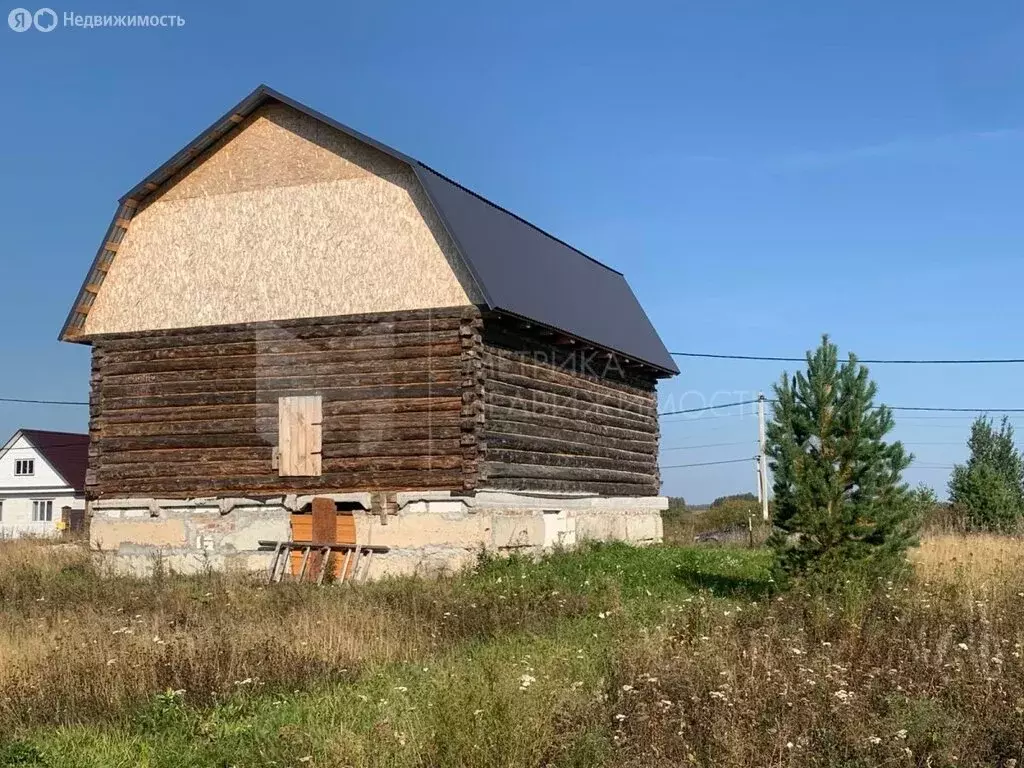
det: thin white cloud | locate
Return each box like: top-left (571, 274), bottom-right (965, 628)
top-left (769, 128), bottom-right (1024, 171)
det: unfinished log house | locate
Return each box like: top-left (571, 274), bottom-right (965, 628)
top-left (61, 85), bottom-right (678, 577)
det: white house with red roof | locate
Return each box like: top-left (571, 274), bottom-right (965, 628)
top-left (0, 429), bottom-right (88, 538)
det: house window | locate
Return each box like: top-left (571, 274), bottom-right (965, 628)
top-left (32, 500), bottom-right (53, 522)
top-left (15, 459), bottom-right (34, 476)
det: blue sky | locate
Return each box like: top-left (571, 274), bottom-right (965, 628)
top-left (1, 0), bottom-right (1022, 502)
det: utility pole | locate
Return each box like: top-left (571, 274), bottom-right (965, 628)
top-left (757, 392), bottom-right (769, 522)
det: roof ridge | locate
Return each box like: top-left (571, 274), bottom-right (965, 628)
top-left (414, 163), bottom-right (624, 277)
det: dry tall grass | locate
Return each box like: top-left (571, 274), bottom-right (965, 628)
top-left (5, 535), bottom-right (1024, 767)
top-left (0, 539), bottom-right (593, 731)
top-left (911, 533), bottom-right (1024, 585)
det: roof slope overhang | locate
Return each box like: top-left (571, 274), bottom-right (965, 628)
top-left (60, 85), bottom-right (679, 376)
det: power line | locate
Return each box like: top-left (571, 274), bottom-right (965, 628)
top-left (660, 457), bottom-right (753, 470)
top-left (661, 440), bottom-right (754, 453)
top-left (658, 399), bottom-right (758, 417)
top-left (765, 399), bottom-right (1024, 415)
top-left (890, 405), bottom-right (1024, 414)
top-left (0, 397), bottom-right (88, 406)
top-left (671, 351), bottom-right (1024, 365)
top-left (661, 411), bottom-right (754, 424)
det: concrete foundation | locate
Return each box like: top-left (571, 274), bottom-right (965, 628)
top-left (88, 491), bottom-right (667, 579)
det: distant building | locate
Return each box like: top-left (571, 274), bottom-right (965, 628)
top-left (60, 85), bottom-right (677, 577)
top-left (0, 429), bottom-right (87, 538)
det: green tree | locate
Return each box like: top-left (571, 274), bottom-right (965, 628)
top-left (766, 335), bottom-right (917, 579)
top-left (948, 416), bottom-right (1024, 532)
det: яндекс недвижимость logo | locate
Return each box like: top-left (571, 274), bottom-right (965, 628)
top-left (8, 8), bottom-right (183, 30)
top-left (8, 7), bottom-right (56, 30)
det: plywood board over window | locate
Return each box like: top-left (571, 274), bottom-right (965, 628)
top-left (277, 395), bottom-right (322, 476)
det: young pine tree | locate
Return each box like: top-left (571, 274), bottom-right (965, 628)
top-left (766, 335), bottom-right (917, 579)
top-left (948, 416), bottom-right (1024, 532)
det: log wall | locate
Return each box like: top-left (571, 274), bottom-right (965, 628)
top-left (86, 306), bottom-right (482, 499)
top-left (479, 322), bottom-right (661, 496)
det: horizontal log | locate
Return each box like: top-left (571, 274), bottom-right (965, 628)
top-left (486, 404), bottom-right (657, 444)
top-left (98, 434), bottom-right (276, 451)
top-left (484, 390), bottom-right (657, 435)
top-left (101, 418), bottom-right (277, 437)
top-left (100, 383), bottom-right (463, 411)
top-left (483, 476), bottom-right (658, 497)
top-left (99, 342), bottom-right (462, 377)
top-left (101, 447), bottom-right (274, 464)
top-left (99, 440), bottom-right (467, 465)
top-left (92, 469), bottom-right (466, 497)
top-left (98, 455), bottom-right (463, 481)
top-left (481, 461), bottom-right (657, 485)
top-left (100, 368), bottom-right (461, 399)
top-left (484, 373), bottom-right (657, 421)
top-left (99, 330), bottom-right (462, 366)
top-left (101, 414), bottom-right (462, 439)
top-left (103, 356), bottom-right (463, 386)
top-left (98, 398), bottom-right (462, 425)
top-left (483, 345), bottom-right (655, 404)
top-left (484, 431), bottom-right (657, 462)
top-left (87, 305), bottom-right (478, 344)
top-left (324, 439), bottom-right (465, 459)
top-left (95, 316), bottom-right (468, 353)
top-left (322, 425), bottom-right (463, 442)
top-left (484, 421), bottom-right (656, 456)
top-left (486, 448), bottom-right (656, 476)
top-left (482, 321), bottom-right (663, 378)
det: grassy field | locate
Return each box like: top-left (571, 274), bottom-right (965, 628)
top-left (1, 535), bottom-right (1023, 767)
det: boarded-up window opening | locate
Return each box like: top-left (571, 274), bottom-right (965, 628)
top-left (277, 395), bottom-right (322, 476)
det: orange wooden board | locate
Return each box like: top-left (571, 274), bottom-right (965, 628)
top-left (289, 510), bottom-right (357, 580)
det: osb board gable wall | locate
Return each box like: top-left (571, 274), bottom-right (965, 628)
top-left (82, 103), bottom-right (482, 336)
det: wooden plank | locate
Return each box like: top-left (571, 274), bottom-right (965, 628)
top-left (310, 497), bottom-right (336, 580)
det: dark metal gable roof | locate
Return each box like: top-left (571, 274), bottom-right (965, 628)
top-left (60, 85), bottom-right (678, 375)
top-left (18, 430), bottom-right (89, 493)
